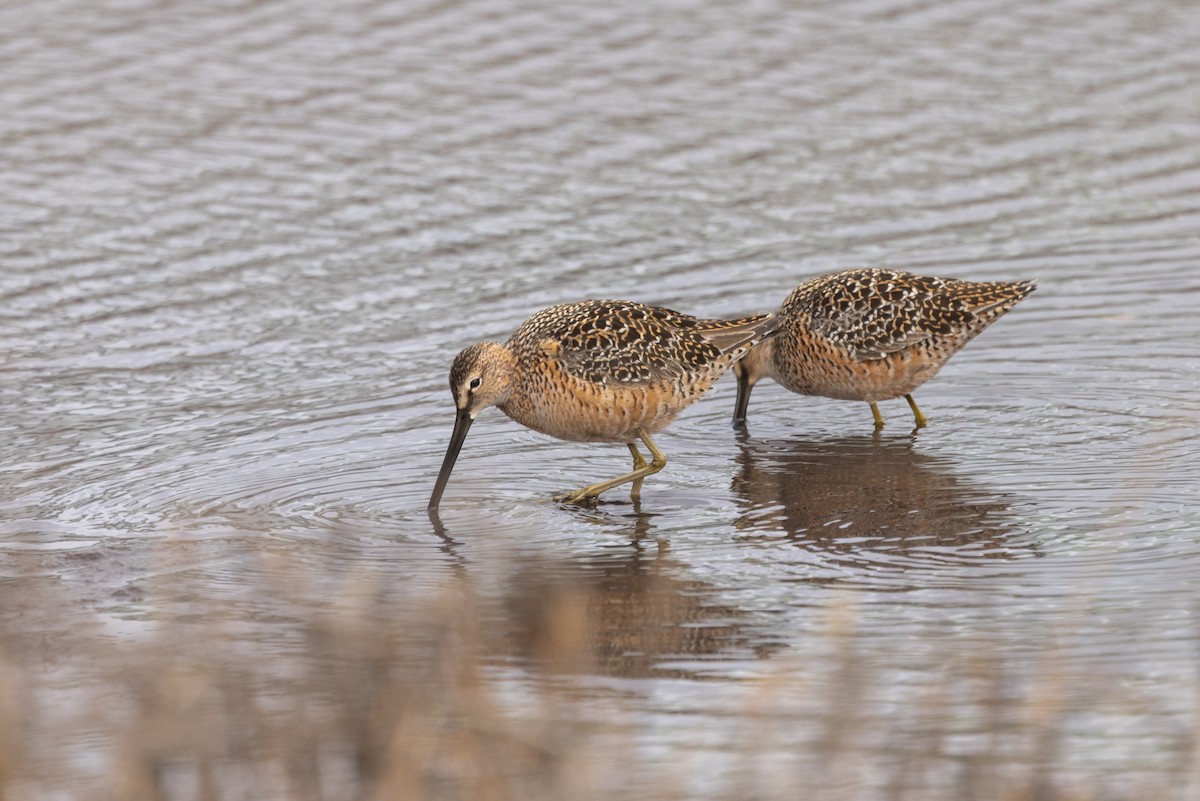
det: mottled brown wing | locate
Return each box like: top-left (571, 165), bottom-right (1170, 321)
top-left (552, 301), bottom-right (725, 385)
top-left (799, 271), bottom-right (976, 361)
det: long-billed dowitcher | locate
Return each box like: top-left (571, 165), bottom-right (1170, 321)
top-left (429, 299), bottom-right (779, 508)
top-left (732, 269), bottom-right (1035, 429)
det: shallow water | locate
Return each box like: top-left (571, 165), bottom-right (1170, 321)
top-left (3, 0), bottom-right (1200, 795)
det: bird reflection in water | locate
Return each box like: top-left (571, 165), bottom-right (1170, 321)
top-left (501, 507), bottom-right (782, 678)
top-left (731, 433), bottom-right (1028, 565)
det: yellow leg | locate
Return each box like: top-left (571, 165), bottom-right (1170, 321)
top-left (905, 394), bottom-right (928, 428)
top-left (555, 429), bottom-right (666, 504)
top-left (627, 442), bottom-right (648, 499)
top-left (870, 402), bottom-right (885, 430)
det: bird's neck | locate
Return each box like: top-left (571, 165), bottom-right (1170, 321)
top-left (738, 338), bottom-right (777, 385)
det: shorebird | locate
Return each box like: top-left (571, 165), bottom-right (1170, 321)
top-left (429, 299), bottom-right (778, 508)
top-left (732, 269), bottom-right (1035, 429)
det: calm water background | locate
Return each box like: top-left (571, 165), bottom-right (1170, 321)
top-left (2, 0), bottom-right (1199, 795)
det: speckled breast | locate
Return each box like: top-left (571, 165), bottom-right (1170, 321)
top-left (772, 324), bottom-right (948, 403)
top-left (502, 358), bottom-right (719, 443)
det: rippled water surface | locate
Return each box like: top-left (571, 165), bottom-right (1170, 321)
top-left (3, 0), bottom-right (1200, 795)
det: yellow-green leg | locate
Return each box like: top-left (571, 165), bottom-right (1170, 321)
top-left (869, 402), bottom-right (885, 430)
top-left (554, 429), bottom-right (667, 504)
top-left (627, 442), bottom-right (648, 499)
top-left (905, 394), bottom-right (928, 428)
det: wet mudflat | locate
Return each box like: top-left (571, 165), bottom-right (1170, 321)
top-left (2, 0), bottom-right (1199, 797)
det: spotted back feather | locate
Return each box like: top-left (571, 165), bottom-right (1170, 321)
top-left (508, 299), bottom-right (776, 386)
top-left (786, 269), bottom-right (1036, 361)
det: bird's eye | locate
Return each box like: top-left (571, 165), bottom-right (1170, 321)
top-left (469, 377), bottom-right (482, 390)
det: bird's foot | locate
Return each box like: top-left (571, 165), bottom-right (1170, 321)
top-left (553, 487), bottom-right (603, 506)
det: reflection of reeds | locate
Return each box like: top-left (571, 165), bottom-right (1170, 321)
top-left (1, 561), bottom-right (1196, 800)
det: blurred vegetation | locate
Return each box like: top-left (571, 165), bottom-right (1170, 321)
top-left (1, 548), bottom-right (1196, 801)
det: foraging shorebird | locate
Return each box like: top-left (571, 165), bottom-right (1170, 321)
top-left (429, 299), bottom-right (778, 508)
top-left (732, 269), bottom-right (1036, 429)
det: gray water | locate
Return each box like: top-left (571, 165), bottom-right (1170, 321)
top-left (3, 0), bottom-right (1200, 796)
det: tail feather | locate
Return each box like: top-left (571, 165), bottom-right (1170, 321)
top-left (962, 279), bottom-right (1037, 318)
top-left (695, 313), bottom-right (780, 354)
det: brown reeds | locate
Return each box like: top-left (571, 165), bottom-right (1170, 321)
top-left (0, 549), bottom-right (1195, 801)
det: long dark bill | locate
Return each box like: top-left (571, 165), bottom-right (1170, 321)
top-left (732, 368), bottom-right (754, 428)
top-left (428, 410), bottom-right (473, 510)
